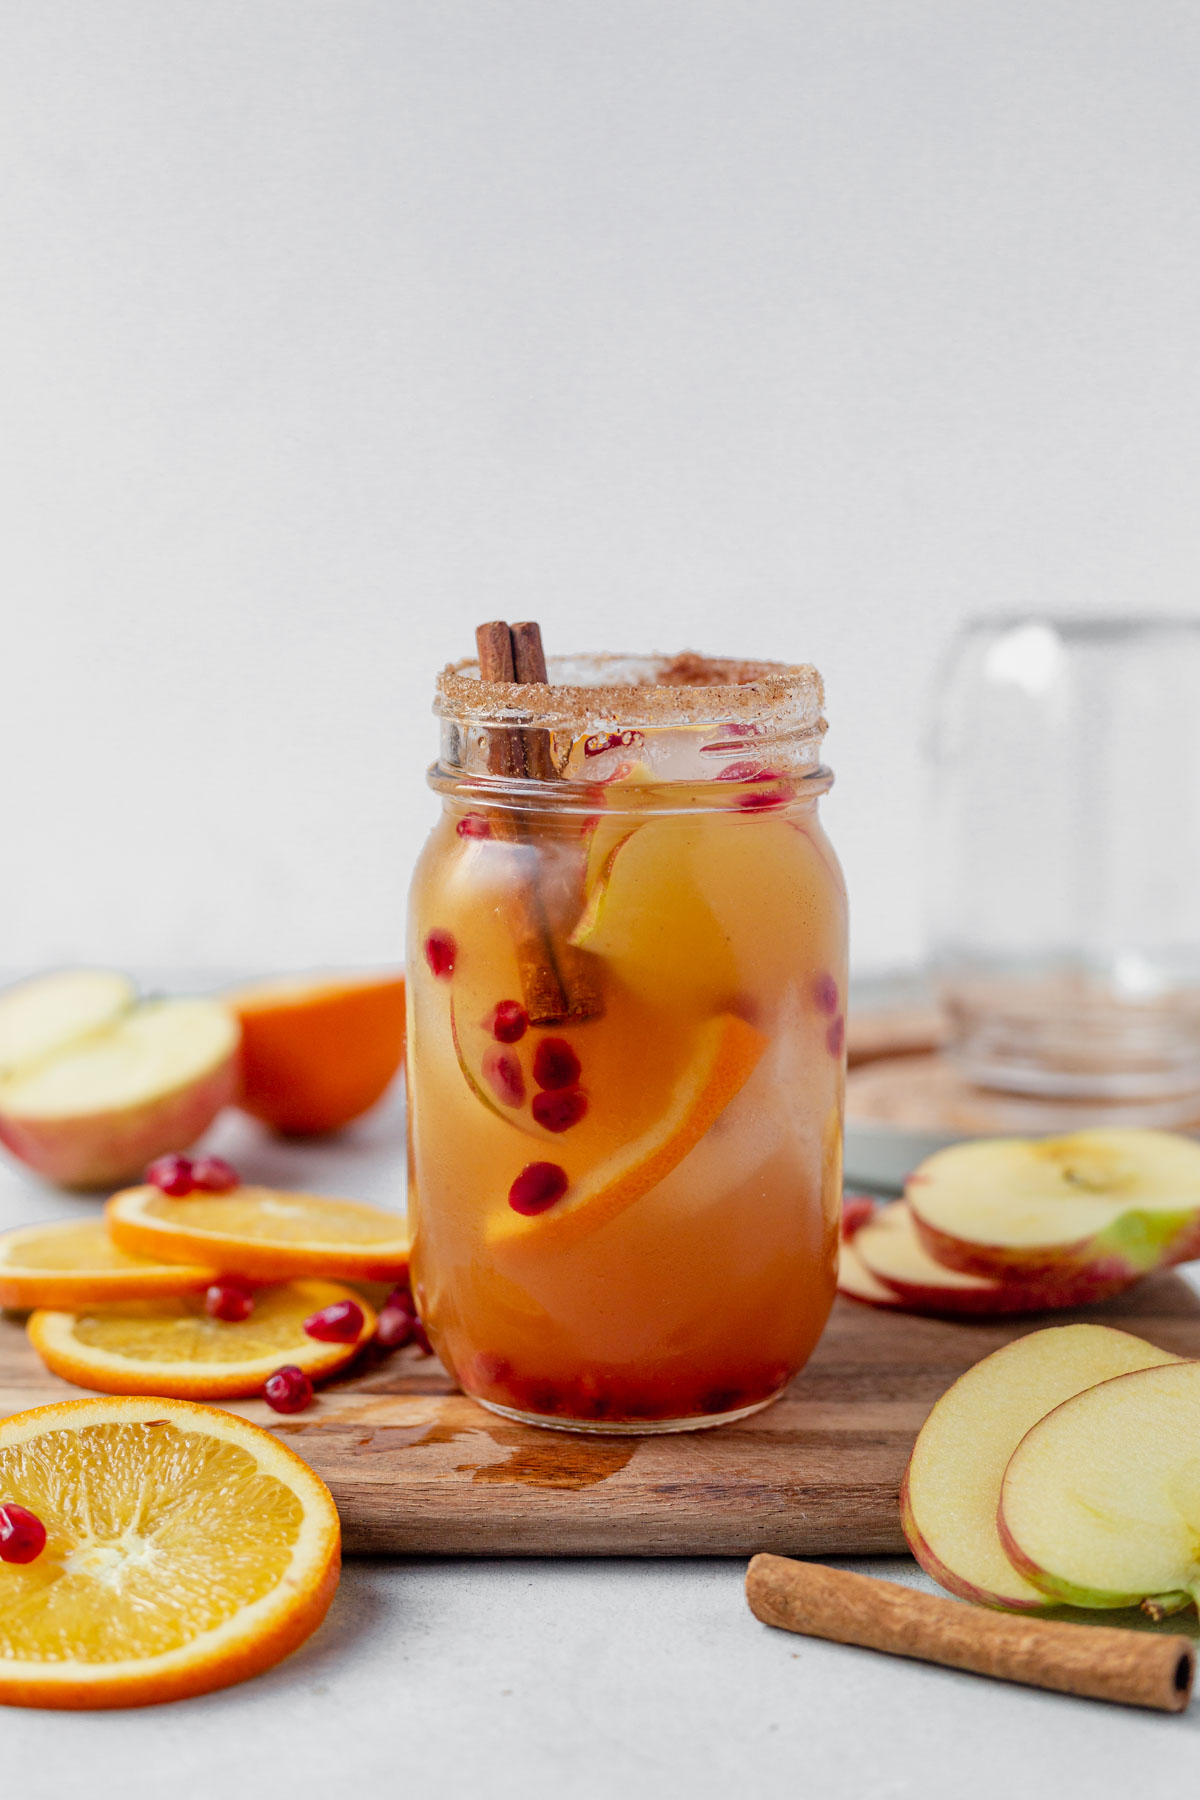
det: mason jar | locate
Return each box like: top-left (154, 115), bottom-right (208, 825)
top-left (406, 652), bottom-right (847, 1433)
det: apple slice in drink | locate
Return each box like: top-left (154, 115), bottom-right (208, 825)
top-left (0, 998), bottom-right (240, 1189)
top-left (999, 1359), bottom-right (1200, 1614)
top-left (0, 969), bottom-right (135, 1079)
top-left (905, 1130), bottom-right (1200, 1290)
top-left (902, 1324), bottom-right (1180, 1611)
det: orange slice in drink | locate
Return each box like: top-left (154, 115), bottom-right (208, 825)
top-left (27, 1279), bottom-right (376, 1398)
top-left (0, 1219), bottom-right (216, 1310)
top-left (0, 1395), bottom-right (339, 1709)
top-left (106, 1185), bottom-right (411, 1282)
top-left (228, 970), bottom-right (407, 1135)
top-left (486, 1013), bottom-right (766, 1257)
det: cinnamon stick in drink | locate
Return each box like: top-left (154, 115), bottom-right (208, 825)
top-left (473, 620), bottom-right (602, 1025)
top-left (745, 1555), bottom-right (1194, 1713)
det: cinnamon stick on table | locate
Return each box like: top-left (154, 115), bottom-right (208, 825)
top-left (473, 620), bottom-right (602, 1025)
top-left (746, 1555), bottom-right (1194, 1714)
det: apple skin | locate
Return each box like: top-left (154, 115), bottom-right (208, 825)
top-left (898, 1464), bottom-right (1050, 1613)
top-left (0, 1052), bottom-right (240, 1190)
top-left (909, 1204), bottom-right (1200, 1293)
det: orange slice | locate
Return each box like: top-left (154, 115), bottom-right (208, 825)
top-left (0, 1219), bottom-right (216, 1310)
top-left (27, 1279), bottom-right (376, 1398)
top-left (0, 1395), bottom-right (339, 1709)
top-left (106, 1184), bottom-right (411, 1282)
top-left (486, 1013), bottom-right (766, 1257)
top-left (228, 970), bottom-right (406, 1135)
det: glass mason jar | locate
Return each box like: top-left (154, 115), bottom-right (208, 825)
top-left (406, 652), bottom-right (847, 1433)
top-left (928, 616), bottom-right (1200, 1120)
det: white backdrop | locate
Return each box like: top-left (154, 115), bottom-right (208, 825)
top-left (2, 1), bottom-right (1198, 977)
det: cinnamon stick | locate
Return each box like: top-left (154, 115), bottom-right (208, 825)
top-left (745, 1555), bottom-right (1194, 1714)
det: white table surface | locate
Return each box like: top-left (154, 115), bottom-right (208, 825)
top-left (2, 1084), bottom-right (1197, 1800)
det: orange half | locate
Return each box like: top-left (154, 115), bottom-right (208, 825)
top-left (228, 970), bottom-right (406, 1135)
top-left (486, 1013), bottom-right (766, 1257)
top-left (0, 1219), bottom-right (216, 1310)
top-left (0, 1396), bottom-right (339, 1709)
top-left (106, 1184), bottom-right (411, 1282)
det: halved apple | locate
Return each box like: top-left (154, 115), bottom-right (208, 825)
top-left (905, 1130), bottom-right (1200, 1288)
top-left (0, 969), bottom-right (135, 1079)
top-left (0, 998), bottom-right (240, 1189)
top-left (852, 1200), bottom-right (1134, 1316)
top-left (1000, 1359), bottom-right (1200, 1613)
top-left (487, 1012), bottom-right (765, 1258)
top-left (902, 1324), bottom-right (1180, 1611)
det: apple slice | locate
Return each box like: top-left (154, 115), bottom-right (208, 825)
top-left (487, 1012), bottom-right (766, 1258)
top-left (902, 1324), bottom-right (1180, 1611)
top-left (0, 969), bottom-right (135, 1079)
top-left (906, 1130), bottom-right (1200, 1288)
top-left (852, 1200), bottom-right (1132, 1317)
top-left (1000, 1359), bottom-right (1200, 1613)
top-left (0, 998), bottom-right (239, 1189)
top-left (837, 1233), bottom-right (904, 1309)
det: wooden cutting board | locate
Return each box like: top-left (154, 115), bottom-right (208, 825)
top-left (3, 1277), bottom-right (1199, 1556)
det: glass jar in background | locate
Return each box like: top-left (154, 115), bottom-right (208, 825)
top-left (927, 616), bottom-right (1200, 1120)
top-left (406, 653), bottom-right (847, 1433)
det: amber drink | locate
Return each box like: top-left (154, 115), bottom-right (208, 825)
top-left (406, 651), bottom-right (847, 1432)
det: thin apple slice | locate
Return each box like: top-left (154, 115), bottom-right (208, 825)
top-left (0, 999), bottom-right (239, 1189)
top-left (837, 1233), bottom-right (903, 1309)
top-left (906, 1129), bottom-right (1200, 1287)
top-left (902, 1324), bottom-right (1180, 1611)
top-left (1000, 1359), bottom-right (1200, 1612)
top-left (0, 969), bottom-right (135, 1079)
top-left (854, 1200), bottom-right (1131, 1316)
top-left (487, 1013), bottom-right (766, 1258)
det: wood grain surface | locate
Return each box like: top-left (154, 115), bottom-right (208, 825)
top-left (5, 1277), bottom-right (1200, 1557)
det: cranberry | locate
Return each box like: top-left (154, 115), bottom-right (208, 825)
top-left (0, 1503), bottom-right (46, 1564)
top-left (532, 1088), bottom-right (588, 1133)
top-left (508, 1161), bottom-right (570, 1215)
top-left (146, 1154), bottom-right (194, 1197)
top-left (483, 1046), bottom-right (525, 1108)
top-left (424, 930), bottom-right (457, 978)
top-left (191, 1156), bottom-right (239, 1193)
top-left (375, 1304), bottom-right (414, 1350)
top-left (532, 1038), bottom-right (581, 1091)
top-left (456, 813), bottom-right (493, 840)
top-left (841, 1196), bottom-right (876, 1239)
top-left (490, 1000), bottom-right (528, 1044)
top-left (826, 1015), bottom-right (846, 1058)
top-left (812, 972), bottom-right (839, 1016)
top-left (715, 760), bottom-right (779, 783)
top-left (204, 1277), bottom-right (255, 1322)
top-left (303, 1299), bottom-right (365, 1343)
top-left (264, 1365), bottom-right (313, 1413)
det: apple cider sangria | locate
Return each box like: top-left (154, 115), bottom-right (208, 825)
top-left (406, 650), bottom-right (847, 1432)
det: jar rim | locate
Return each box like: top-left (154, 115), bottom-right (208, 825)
top-left (435, 650), bottom-right (825, 733)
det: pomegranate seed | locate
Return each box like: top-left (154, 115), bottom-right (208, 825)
top-left (737, 787), bottom-right (790, 811)
top-left (490, 1000), bottom-right (528, 1044)
top-left (483, 1046), bottom-right (525, 1108)
top-left (841, 1196), bottom-right (876, 1239)
top-left (584, 730), bottom-right (642, 758)
top-left (384, 1284), bottom-right (415, 1314)
top-left (0, 1503), bottom-right (46, 1564)
top-left (410, 1317), bottom-right (433, 1355)
top-left (424, 930), bottom-right (457, 978)
top-left (264, 1365), bottom-right (313, 1413)
top-left (532, 1038), bottom-right (581, 1091)
top-left (204, 1277), bottom-right (255, 1322)
top-left (456, 813), bottom-right (492, 839)
top-left (303, 1299), bottom-right (365, 1343)
top-left (375, 1304), bottom-right (414, 1349)
top-left (146, 1154), bottom-right (194, 1197)
top-left (191, 1156), bottom-right (239, 1193)
top-left (812, 972), bottom-right (839, 1016)
top-left (508, 1161), bottom-right (570, 1215)
top-left (532, 1088), bottom-right (588, 1133)
top-left (826, 1015), bottom-right (846, 1058)
top-left (715, 760), bottom-right (779, 783)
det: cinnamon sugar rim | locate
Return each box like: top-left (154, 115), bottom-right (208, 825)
top-left (435, 651), bottom-right (825, 733)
